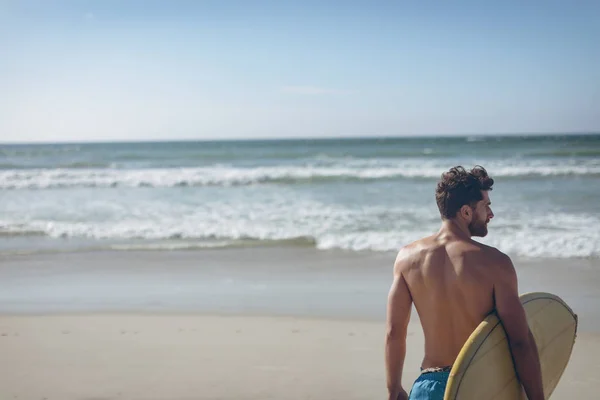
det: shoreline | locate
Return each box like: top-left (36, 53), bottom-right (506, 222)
top-left (1, 247), bottom-right (598, 330)
top-left (2, 235), bottom-right (600, 262)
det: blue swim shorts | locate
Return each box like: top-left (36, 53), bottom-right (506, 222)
top-left (408, 370), bottom-right (450, 400)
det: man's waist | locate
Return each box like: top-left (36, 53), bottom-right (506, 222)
top-left (420, 365), bottom-right (452, 374)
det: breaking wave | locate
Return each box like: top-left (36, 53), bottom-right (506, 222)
top-left (1, 209), bottom-right (598, 259)
top-left (1, 161), bottom-right (599, 189)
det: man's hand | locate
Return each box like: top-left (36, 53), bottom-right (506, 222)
top-left (388, 387), bottom-right (409, 400)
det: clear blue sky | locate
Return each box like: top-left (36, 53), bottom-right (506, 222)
top-left (1, 0), bottom-right (599, 142)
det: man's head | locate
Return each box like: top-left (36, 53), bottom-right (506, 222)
top-left (435, 166), bottom-right (495, 237)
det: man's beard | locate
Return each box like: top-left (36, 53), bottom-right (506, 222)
top-left (469, 217), bottom-right (488, 237)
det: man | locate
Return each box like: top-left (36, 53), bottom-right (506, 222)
top-left (385, 166), bottom-right (544, 400)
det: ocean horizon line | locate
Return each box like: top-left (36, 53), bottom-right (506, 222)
top-left (1, 131), bottom-right (599, 146)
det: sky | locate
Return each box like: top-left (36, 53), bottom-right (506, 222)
top-left (1, 0), bottom-right (599, 143)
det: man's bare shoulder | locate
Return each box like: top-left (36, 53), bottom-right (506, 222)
top-left (393, 236), bottom-right (436, 275)
top-left (479, 243), bottom-right (512, 264)
top-left (489, 248), bottom-right (516, 277)
top-left (459, 239), bottom-right (507, 262)
top-left (469, 243), bottom-right (515, 278)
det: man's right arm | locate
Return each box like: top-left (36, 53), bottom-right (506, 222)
top-left (493, 253), bottom-right (545, 400)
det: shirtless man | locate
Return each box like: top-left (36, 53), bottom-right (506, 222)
top-left (385, 166), bottom-right (544, 400)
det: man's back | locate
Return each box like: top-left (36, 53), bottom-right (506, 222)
top-left (385, 166), bottom-right (544, 400)
top-left (397, 231), bottom-right (500, 369)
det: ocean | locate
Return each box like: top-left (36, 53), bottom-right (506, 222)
top-left (1, 134), bottom-right (599, 259)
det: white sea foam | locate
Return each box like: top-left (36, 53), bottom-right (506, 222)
top-left (1, 205), bottom-right (598, 258)
top-left (2, 138), bottom-right (599, 260)
top-left (1, 159), bottom-right (599, 189)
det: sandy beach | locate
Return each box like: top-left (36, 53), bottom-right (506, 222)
top-left (1, 248), bottom-right (599, 399)
top-left (0, 314), bottom-right (596, 400)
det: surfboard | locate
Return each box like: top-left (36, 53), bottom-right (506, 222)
top-left (444, 292), bottom-right (577, 399)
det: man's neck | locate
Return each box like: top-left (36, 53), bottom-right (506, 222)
top-left (439, 219), bottom-right (472, 240)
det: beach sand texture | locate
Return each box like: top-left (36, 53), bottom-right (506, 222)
top-left (1, 249), bottom-right (599, 399)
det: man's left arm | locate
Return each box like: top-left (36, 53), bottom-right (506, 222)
top-left (385, 258), bottom-right (413, 400)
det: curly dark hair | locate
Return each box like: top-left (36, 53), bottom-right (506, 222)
top-left (435, 166), bottom-right (494, 219)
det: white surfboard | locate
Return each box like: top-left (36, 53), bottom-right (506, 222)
top-left (444, 292), bottom-right (577, 399)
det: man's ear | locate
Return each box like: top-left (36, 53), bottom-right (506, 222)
top-left (459, 204), bottom-right (471, 220)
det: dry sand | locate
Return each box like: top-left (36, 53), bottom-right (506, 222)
top-left (0, 313), bottom-right (597, 400)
